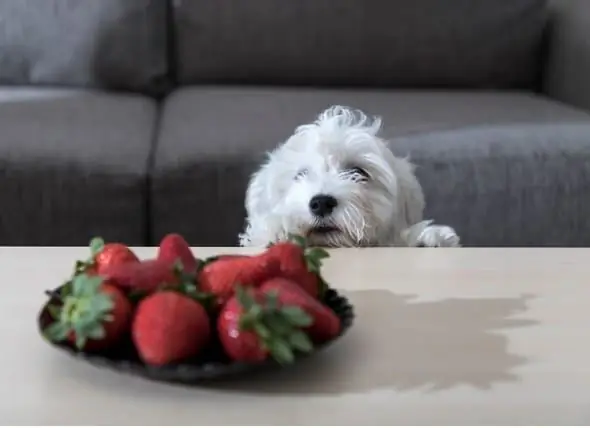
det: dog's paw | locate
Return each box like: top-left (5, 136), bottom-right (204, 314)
top-left (417, 225), bottom-right (461, 248)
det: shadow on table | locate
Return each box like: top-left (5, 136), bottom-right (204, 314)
top-left (202, 289), bottom-right (538, 395)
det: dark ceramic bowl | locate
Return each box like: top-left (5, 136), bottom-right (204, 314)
top-left (38, 287), bottom-right (355, 384)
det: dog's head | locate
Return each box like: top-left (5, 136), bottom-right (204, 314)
top-left (241, 106), bottom-right (424, 247)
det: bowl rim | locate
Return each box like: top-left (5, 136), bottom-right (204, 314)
top-left (37, 286), bottom-right (355, 384)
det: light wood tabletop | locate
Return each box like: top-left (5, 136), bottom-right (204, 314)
top-left (1, 246), bottom-right (589, 425)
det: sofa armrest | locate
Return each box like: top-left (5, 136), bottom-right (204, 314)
top-left (543, 0), bottom-right (590, 112)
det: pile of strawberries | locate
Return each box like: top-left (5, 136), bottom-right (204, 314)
top-left (42, 233), bottom-right (342, 366)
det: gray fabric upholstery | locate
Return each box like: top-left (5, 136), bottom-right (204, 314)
top-left (395, 124), bottom-right (590, 247)
top-left (0, 0), bottom-right (168, 95)
top-left (172, 0), bottom-right (548, 89)
top-left (543, 0), bottom-right (590, 113)
top-left (151, 87), bottom-right (590, 246)
top-left (0, 88), bottom-right (157, 245)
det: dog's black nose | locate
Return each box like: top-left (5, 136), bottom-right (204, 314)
top-left (309, 194), bottom-right (338, 217)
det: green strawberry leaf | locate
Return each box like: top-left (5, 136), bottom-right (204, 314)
top-left (238, 312), bottom-right (256, 331)
top-left (253, 323), bottom-right (272, 340)
top-left (72, 275), bottom-right (87, 296)
top-left (43, 321), bottom-right (70, 342)
top-left (280, 306), bottom-right (313, 327)
top-left (91, 294), bottom-right (114, 314)
top-left (182, 283), bottom-right (197, 294)
top-left (172, 259), bottom-right (184, 275)
top-left (192, 292), bottom-right (216, 311)
top-left (87, 324), bottom-right (106, 340)
top-left (304, 247), bottom-right (330, 273)
top-left (235, 286), bottom-right (256, 311)
top-left (287, 234), bottom-right (308, 248)
top-left (306, 247), bottom-right (330, 260)
top-left (72, 274), bottom-right (102, 297)
top-left (60, 281), bottom-right (73, 299)
top-left (288, 330), bottom-right (314, 353)
top-left (249, 304), bottom-right (263, 319)
top-left (264, 290), bottom-right (280, 311)
top-left (75, 334), bottom-right (87, 350)
top-left (266, 338), bottom-right (295, 365)
top-left (46, 304), bottom-right (62, 320)
top-left (89, 237), bottom-right (105, 257)
top-left (265, 312), bottom-right (295, 336)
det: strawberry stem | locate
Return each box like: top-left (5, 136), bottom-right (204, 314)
top-left (89, 237), bottom-right (105, 257)
top-left (68, 237), bottom-right (106, 278)
top-left (156, 261), bottom-right (216, 311)
top-left (43, 273), bottom-right (115, 350)
top-left (235, 286), bottom-right (314, 365)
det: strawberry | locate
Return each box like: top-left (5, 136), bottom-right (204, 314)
top-left (101, 258), bottom-right (215, 309)
top-left (259, 277), bottom-right (341, 343)
top-left (100, 259), bottom-right (180, 292)
top-left (264, 235), bottom-right (330, 299)
top-left (157, 233), bottom-right (198, 274)
top-left (218, 286), bottom-right (315, 364)
top-left (132, 291), bottom-right (211, 366)
top-left (198, 254), bottom-right (281, 308)
top-left (43, 274), bottom-right (132, 351)
top-left (74, 237), bottom-right (139, 277)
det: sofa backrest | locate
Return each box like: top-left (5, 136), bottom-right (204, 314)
top-left (0, 0), bottom-right (168, 95)
top-left (0, 1), bottom-right (550, 93)
top-left (172, 0), bottom-right (549, 89)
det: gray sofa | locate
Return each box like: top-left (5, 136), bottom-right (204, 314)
top-left (1, 0), bottom-right (589, 247)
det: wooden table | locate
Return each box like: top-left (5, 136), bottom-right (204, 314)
top-left (2, 247), bottom-right (589, 425)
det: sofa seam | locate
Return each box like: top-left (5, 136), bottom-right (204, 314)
top-left (144, 99), bottom-right (166, 246)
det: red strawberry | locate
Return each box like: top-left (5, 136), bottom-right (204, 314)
top-left (264, 236), bottom-right (330, 299)
top-left (75, 237), bottom-right (139, 276)
top-left (132, 291), bottom-right (211, 366)
top-left (259, 277), bottom-right (341, 343)
top-left (95, 246), bottom-right (139, 274)
top-left (43, 274), bottom-right (132, 351)
top-left (218, 286), bottom-right (315, 364)
top-left (157, 233), bottom-right (198, 274)
top-left (198, 254), bottom-right (281, 308)
top-left (100, 259), bottom-right (180, 292)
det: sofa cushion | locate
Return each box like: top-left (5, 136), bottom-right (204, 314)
top-left (172, 0), bottom-right (548, 89)
top-left (151, 86), bottom-right (590, 246)
top-left (395, 124), bottom-right (590, 247)
top-left (0, 88), bottom-right (156, 245)
top-left (0, 0), bottom-right (168, 95)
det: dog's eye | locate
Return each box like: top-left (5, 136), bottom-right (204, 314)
top-left (344, 167), bottom-right (370, 181)
top-left (294, 168), bottom-right (308, 180)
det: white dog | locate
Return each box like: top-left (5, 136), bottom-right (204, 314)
top-left (239, 106), bottom-right (460, 248)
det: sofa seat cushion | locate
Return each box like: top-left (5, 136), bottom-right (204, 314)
top-left (151, 86), bottom-right (590, 246)
top-left (0, 88), bottom-right (157, 245)
top-left (396, 123), bottom-right (590, 246)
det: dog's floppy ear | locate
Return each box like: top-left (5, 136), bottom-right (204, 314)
top-left (244, 154), bottom-right (275, 221)
top-left (390, 155), bottom-right (425, 229)
top-left (240, 154), bottom-right (280, 246)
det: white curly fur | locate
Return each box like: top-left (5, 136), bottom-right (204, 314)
top-left (239, 106), bottom-right (460, 248)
